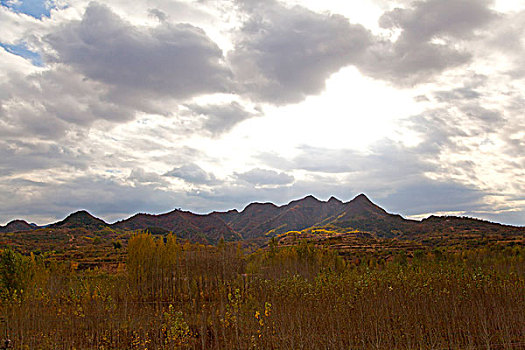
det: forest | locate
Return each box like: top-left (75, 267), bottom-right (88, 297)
top-left (1, 232), bottom-right (524, 349)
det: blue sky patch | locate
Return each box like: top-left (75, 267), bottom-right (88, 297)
top-left (0, 42), bottom-right (44, 66)
top-left (0, 0), bottom-right (56, 19)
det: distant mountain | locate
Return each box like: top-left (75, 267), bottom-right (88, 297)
top-left (218, 193), bottom-right (523, 240)
top-left (213, 193), bottom-right (406, 239)
top-left (112, 210), bottom-right (241, 244)
top-left (239, 195), bottom-right (345, 238)
top-left (327, 194), bottom-right (411, 237)
top-left (50, 210), bottom-right (108, 230)
top-left (212, 202), bottom-right (281, 238)
top-left (418, 215), bottom-right (523, 235)
top-left (2, 194), bottom-right (523, 243)
top-left (0, 220), bottom-right (36, 233)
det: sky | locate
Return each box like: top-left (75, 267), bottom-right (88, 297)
top-left (0, 0), bottom-right (524, 226)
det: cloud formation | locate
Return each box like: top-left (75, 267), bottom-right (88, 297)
top-left (359, 0), bottom-right (497, 85)
top-left (45, 3), bottom-right (232, 107)
top-left (164, 163), bottom-right (217, 185)
top-left (0, 63), bottom-right (135, 139)
top-left (0, 0), bottom-right (523, 226)
top-left (0, 139), bottom-right (90, 176)
top-left (0, 175), bottom-right (179, 224)
top-left (229, 0), bottom-right (372, 103)
top-left (236, 168), bottom-right (294, 186)
top-left (184, 101), bottom-right (260, 136)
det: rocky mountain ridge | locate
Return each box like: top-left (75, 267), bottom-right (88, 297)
top-left (2, 194), bottom-right (523, 244)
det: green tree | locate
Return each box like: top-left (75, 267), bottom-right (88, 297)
top-left (0, 248), bottom-right (34, 295)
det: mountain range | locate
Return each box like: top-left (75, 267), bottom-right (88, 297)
top-left (1, 194), bottom-right (523, 244)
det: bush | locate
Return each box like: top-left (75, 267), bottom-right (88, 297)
top-left (0, 248), bottom-right (34, 295)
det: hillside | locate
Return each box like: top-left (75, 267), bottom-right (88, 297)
top-left (111, 210), bottom-right (241, 244)
top-left (326, 194), bottom-right (413, 237)
top-left (1, 194), bottom-right (523, 245)
top-left (50, 210), bottom-right (108, 230)
top-left (0, 220), bottom-right (35, 233)
top-left (212, 195), bottom-right (347, 239)
top-left (212, 202), bottom-right (282, 238)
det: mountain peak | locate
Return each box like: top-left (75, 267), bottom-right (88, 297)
top-left (6, 219), bottom-right (30, 225)
top-left (243, 202), bottom-right (278, 211)
top-left (70, 210), bottom-right (92, 217)
top-left (328, 196), bottom-right (342, 203)
top-left (51, 210), bottom-right (107, 229)
top-left (0, 219), bottom-right (35, 233)
top-left (289, 195), bottom-right (321, 206)
top-left (343, 193), bottom-right (387, 216)
top-left (353, 193), bottom-right (372, 202)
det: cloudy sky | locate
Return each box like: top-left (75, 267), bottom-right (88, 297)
top-left (0, 0), bottom-right (524, 226)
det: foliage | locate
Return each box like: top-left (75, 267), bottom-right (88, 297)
top-left (0, 248), bottom-right (35, 296)
top-left (162, 304), bottom-right (190, 346)
top-left (0, 234), bottom-right (524, 349)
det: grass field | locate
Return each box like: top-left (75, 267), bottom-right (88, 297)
top-left (1, 232), bottom-right (524, 349)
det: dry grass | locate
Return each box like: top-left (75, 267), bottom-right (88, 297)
top-left (1, 234), bottom-right (524, 349)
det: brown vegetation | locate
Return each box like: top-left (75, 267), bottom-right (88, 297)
top-left (1, 233), bottom-right (524, 349)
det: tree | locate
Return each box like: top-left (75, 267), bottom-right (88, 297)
top-left (0, 248), bottom-right (34, 295)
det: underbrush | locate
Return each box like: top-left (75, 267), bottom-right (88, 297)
top-left (1, 234), bottom-right (524, 349)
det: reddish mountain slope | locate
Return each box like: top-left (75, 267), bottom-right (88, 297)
top-left (213, 202), bottom-right (282, 238)
top-left (50, 210), bottom-right (108, 230)
top-left (244, 195), bottom-right (346, 238)
top-left (327, 194), bottom-right (411, 237)
top-left (112, 210), bottom-right (241, 244)
top-left (0, 220), bottom-right (36, 233)
top-left (3, 194), bottom-right (523, 244)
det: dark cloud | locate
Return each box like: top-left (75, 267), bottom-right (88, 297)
top-left (376, 178), bottom-right (485, 215)
top-left (434, 87), bottom-right (481, 102)
top-left (184, 101), bottom-right (260, 136)
top-left (361, 38), bottom-right (471, 86)
top-left (359, 0), bottom-right (497, 85)
top-left (128, 168), bottom-right (167, 185)
top-left (407, 90), bottom-right (506, 158)
top-left (229, 0), bottom-right (373, 104)
top-left (433, 73), bottom-right (488, 102)
top-left (148, 8), bottom-right (168, 22)
top-left (263, 140), bottom-right (436, 179)
top-left (405, 109), bottom-right (471, 155)
top-left (460, 105), bottom-right (504, 125)
top-left (0, 2), bottom-right (240, 139)
top-left (228, 0), bottom-right (499, 102)
top-left (289, 147), bottom-right (358, 173)
top-left (379, 0), bottom-right (495, 41)
top-left (45, 2), bottom-right (232, 106)
top-left (0, 139), bottom-right (90, 176)
top-left (486, 10), bottom-right (525, 78)
top-left (164, 163), bottom-right (217, 185)
top-left (0, 176), bottom-right (179, 225)
top-left (236, 168), bottom-right (294, 186)
top-left (0, 65), bottom-right (134, 139)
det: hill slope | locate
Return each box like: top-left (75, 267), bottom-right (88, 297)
top-left (50, 210), bottom-right (108, 230)
top-left (326, 194), bottom-right (412, 238)
top-left (2, 194), bottom-right (523, 243)
top-left (0, 220), bottom-right (36, 233)
top-left (112, 210), bottom-right (241, 244)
